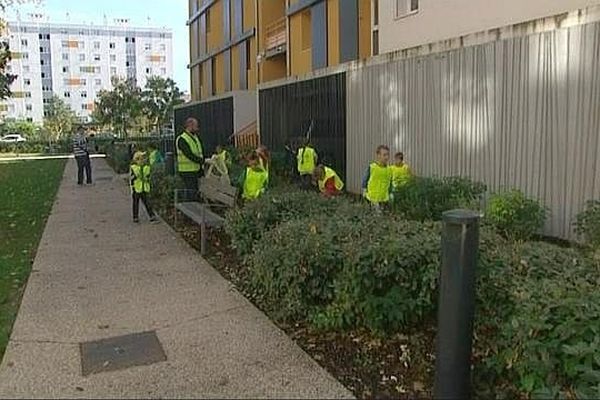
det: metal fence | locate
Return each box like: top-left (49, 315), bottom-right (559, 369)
top-left (346, 21), bottom-right (600, 238)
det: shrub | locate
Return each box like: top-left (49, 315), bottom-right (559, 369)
top-left (474, 241), bottom-right (600, 398)
top-left (149, 167), bottom-right (182, 214)
top-left (104, 143), bottom-right (131, 173)
top-left (225, 189), bottom-right (365, 258)
top-left (575, 200), bottom-right (600, 248)
top-left (392, 176), bottom-right (486, 221)
top-left (485, 190), bottom-right (547, 241)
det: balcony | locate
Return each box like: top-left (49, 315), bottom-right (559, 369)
top-left (264, 17), bottom-right (286, 58)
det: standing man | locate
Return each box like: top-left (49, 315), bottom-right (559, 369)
top-left (73, 125), bottom-right (92, 185)
top-left (176, 117), bottom-right (203, 199)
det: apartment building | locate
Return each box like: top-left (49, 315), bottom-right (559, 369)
top-left (1, 17), bottom-right (173, 123)
top-left (376, 0), bottom-right (600, 54)
top-left (188, 0), bottom-right (372, 101)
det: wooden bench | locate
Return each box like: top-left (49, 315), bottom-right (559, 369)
top-left (174, 175), bottom-right (237, 255)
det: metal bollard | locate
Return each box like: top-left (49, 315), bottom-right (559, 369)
top-left (434, 209), bottom-right (480, 399)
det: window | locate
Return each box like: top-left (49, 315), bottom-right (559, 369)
top-left (23, 65), bottom-right (30, 73)
top-left (110, 66), bottom-right (117, 75)
top-left (81, 91), bottom-right (87, 98)
top-left (94, 41), bottom-right (100, 49)
top-left (95, 78), bottom-right (101, 86)
top-left (79, 53), bottom-right (85, 61)
top-left (372, 30), bottom-right (379, 56)
top-left (144, 43), bottom-right (151, 51)
top-left (20, 38), bottom-right (27, 46)
top-left (40, 59), bottom-right (45, 65)
top-left (109, 42), bottom-right (115, 49)
top-left (246, 40), bottom-right (251, 70)
top-left (206, 9), bottom-right (211, 32)
top-left (62, 66), bottom-right (69, 73)
top-left (126, 61), bottom-right (130, 67)
top-left (81, 79), bottom-right (87, 85)
top-left (110, 54), bottom-right (116, 62)
top-left (43, 98), bottom-right (51, 104)
top-left (22, 52), bottom-right (29, 59)
top-left (24, 78), bottom-right (31, 85)
top-left (160, 67), bottom-right (166, 75)
top-left (38, 33), bottom-right (43, 39)
top-left (39, 46), bottom-right (46, 53)
top-left (45, 34), bottom-right (50, 40)
top-left (25, 104), bottom-right (32, 111)
top-left (396, 0), bottom-right (419, 17)
top-left (301, 10), bottom-right (311, 50)
top-left (374, 0), bottom-right (379, 26)
top-left (42, 85), bottom-right (50, 91)
top-left (93, 54), bottom-right (101, 61)
top-left (132, 37), bottom-right (135, 43)
top-left (160, 43), bottom-right (166, 51)
top-left (64, 91), bottom-right (70, 98)
top-left (41, 72), bottom-right (46, 78)
top-left (145, 67), bottom-right (152, 74)
top-left (26, 117), bottom-right (32, 122)
top-left (62, 53), bottom-right (69, 61)
top-left (24, 92), bottom-right (31, 98)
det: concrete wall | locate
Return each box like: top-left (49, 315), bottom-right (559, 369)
top-left (378, 0), bottom-right (600, 54)
top-left (232, 90), bottom-right (258, 133)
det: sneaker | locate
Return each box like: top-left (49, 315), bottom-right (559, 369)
top-left (149, 217), bottom-right (159, 224)
top-left (133, 218), bottom-right (139, 223)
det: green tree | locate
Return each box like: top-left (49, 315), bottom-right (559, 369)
top-left (0, 118), bottom-right (42, 139)
top-left (93, 77), bottom-right (142, 138)
top-left (142, 76), bottom-right (183, 134)
top-left (43, 96), bottom-right (77, 141)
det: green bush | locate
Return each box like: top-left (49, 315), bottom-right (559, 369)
top-left (392, 176), bottom-right (486, 221)
top-left (575, 200), bottom-right (600, 248)
top-left (225, 189), bottom-right (363, 258)
top-left (104, 143), bottom-right (131, 173)
top-left (485, 190), bottom-right (547, 241)
top-left (149, 167), bottom-right (182, 214)
top-left (474, 241), bottom-right (600, 398)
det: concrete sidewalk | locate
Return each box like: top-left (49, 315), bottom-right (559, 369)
top-left (0, 159), bottom-right (352, 399)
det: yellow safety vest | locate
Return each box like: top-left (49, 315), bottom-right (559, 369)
top-left (391, 164), bottom-right (412, 189)
top-left (131, 164), bottom-right (151, 193)
top-left (243, 167), bottom-right (268, 200)
top-left (366, 162), bottom-right (392, 203)
top-left (297, 146), bottom-right (317, 175)
top-left (217, 149), bottom-right (231, 167)
top-left (176, 131), bottom-right (203, 173)
top-left (318, 166), bottom-right (344, 192)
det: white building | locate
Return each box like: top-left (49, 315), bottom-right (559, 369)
top-left (1, 17), bottom-right (173, 123)
top-left (376, 0), bottom-right (600, 55)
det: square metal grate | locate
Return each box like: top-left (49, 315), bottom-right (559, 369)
top-left (79, 331), bottom-right (167, 376)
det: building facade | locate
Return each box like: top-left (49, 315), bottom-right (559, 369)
top-left (187, 0), bottom-right (372, 102)
top-left (376, 0), bottom-right (600, 54)
top-left (1, 18), bottom-right (173, 123)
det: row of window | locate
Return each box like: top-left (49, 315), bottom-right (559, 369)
top-left (20, 38), bottom-right (167, 51)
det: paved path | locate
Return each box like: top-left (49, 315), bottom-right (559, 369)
top-left (0, 159), bottom-right (352, 399)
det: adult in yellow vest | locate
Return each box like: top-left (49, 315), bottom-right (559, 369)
top-left (313, 164), bottom-right (343, 197)
top-left (362, 145), bottom-right (392, 207)
top-left (176, 117), bottom-right (203, 199)
top-left (240, 153), bottom-right (268, 200)
top-left (390, 151), bottom-right (412, 190)
top-left (297, 139), bottom-right (318, 190)
top-left (130, 151), bottom-right (158, 223)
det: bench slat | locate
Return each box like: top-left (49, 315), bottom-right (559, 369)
top-left (201, 176), bottom-right (238, 197)
top-left (175, 202), bottom-right (224, 227)
top-left (200, 185), bottom-right (237, 208)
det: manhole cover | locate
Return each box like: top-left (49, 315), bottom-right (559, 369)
top-left (79, 331), bottom-right (166, 376)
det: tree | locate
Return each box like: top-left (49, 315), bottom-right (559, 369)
top-left (142, 76), bottom-right (183, 134)
top-left (0, 118), bottom-right (41, 139)
top-left (43, 96), bottom-right (77, 141)
top-left (93, 77), bottom-right (142, 138)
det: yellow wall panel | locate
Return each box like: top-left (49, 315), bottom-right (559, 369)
top-left (327, 0), bottom-right (340, 66)
top-left (214, 53), bottom-right (225, 95)
top-left (231, 45), bottom-right (240, 90)
top-left (289, 12), bottom-right (311, 76)
top-left (243, 0), bottom-right (255, 31)
top-left (247, 37), bottom-right (257, 89)
top-left (358, 0), bottom-right (371, 59)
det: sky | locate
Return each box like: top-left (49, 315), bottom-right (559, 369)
top-left (5, 0), bottom-right (190, 92)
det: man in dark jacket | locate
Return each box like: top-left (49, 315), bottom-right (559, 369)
top-left (72, 126), bottom-right (92, 185)
top-left (176, 117), bottom-right (203, 199)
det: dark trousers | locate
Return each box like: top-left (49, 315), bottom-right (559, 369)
top-left (298, 174), bottom-right (313, 190)
top-left (75, 155), bottom-right (92, 185)
top-left (132, 192), bottom-right (155, 219)
top-left (179, 172), bottom-right (199, 200)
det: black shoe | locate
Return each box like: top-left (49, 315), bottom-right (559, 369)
top-left (149, 217), bottom-right (159, 224)
top-left (133, 217), bottom-right (139, 223)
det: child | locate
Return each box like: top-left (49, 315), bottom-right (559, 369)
top-left (313, 164), bottom-right (343, 197)
top-left (297, 139), bottom-right (318, 190)
top-left (240, 152), bottom-right (268, 201)
top-left (361, 145), bottom-right (392, 206)
top-left (148, 143), bottom-right (164, 167)
top-left (130, 151), bottom-right (158, 223)
top-left (390, 151), bottom-right (412, 190)
top-left (216, 145), bottom-right (232, 168)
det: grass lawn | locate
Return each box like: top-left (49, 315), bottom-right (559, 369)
top-left (0, 159), bottom-right (66, 360)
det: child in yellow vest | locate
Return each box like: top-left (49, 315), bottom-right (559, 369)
top-left (130, 151), bottom-right (158, 224)
top-left (240, 153), bottom-right (268, 201)
top-left (361, 145), bottom-right (392, 208)
top-left (297, 139), bottom-right (318, 190)
top-left (390, 152), bottom-right (412, 190)
top-left (313, 164), bottom-right (343, 197)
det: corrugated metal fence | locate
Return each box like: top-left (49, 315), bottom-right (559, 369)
top-left (346, 21), bottom-right (600, 238)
